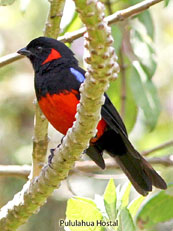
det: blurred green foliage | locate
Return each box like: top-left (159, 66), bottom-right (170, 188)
top-left (137, 184), bottom-right (173, 230)
top-left (0, 0), bottom-right (16, 5)
top-left (0, 0), bottom-right (173, 230)
top-left (65, 180), bottom-right (173, 231)
top-left (65, 181), bottom-right (137, 231)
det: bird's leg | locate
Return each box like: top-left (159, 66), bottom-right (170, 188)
top-left (48, 136), bottom-right (65, 164)
top-left (48, 148), bottom-right (55, 165)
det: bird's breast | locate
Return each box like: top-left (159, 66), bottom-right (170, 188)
top-left (38, 90), bottom-right (79, 135)
top-left (38, 90), bottom-right (107, 141)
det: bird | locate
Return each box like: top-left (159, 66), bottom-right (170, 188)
top-left (17, 36), bottom-right (167, 196)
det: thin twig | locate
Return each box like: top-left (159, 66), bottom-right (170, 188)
top-left (0, 165), bottom-right (31, 178)
top-left (142, 140), bottom-right (173, 156)
top-left (75, 155), bottom-right (173, 171)
top-left (149, 156), bottom-right (173, 166)
top-left (59, 0), bottom-right (163, 43)
top-left (0, 53), bottom-right (23, 68)
top-left (1, 154), bottom-right (172, 179)
top-left (0, 140), bottom-right (172, 178)
top-left (106, 0), bottom-right (163, 24)
top-left (0, 0), bottom-right (164, 68)
top-left (119, 46), bottom-right (127, 119)
top-left (105, 0), bottom-right (113, 14)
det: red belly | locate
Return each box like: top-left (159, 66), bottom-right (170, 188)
top-left (38, 92), bottom-right (107, 141)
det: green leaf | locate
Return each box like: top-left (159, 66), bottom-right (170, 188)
top-left (128, 196), bottom-right (145, 219)
top-left (137, 10), bottom-right (154, 39)
top-left (116, 183), bottom-right (131, 212)
top-left (120, 183), bottom-right (131, 209)
top-left (137, 184), bottom-right (173, 229)
top-left (104, 179), bottom-right (117, 220)
top-left (117, 207), bottom-right (136, 231)
top-left (165, 0), bottom-right (171, 7)
top-left (130, 0), bottom-right (142, 4)
top-left (111, 25), bottom-right (123, 53)
top-left (130, 61), bottom-right (160, 130)
top-left (0, 0), bottom-right (15, 5)
top-left (62, 12), bottom-right (82, 35)
top-left (95, 194), bottom-right (107, 217)
top-left (66, 197), bottom-right (104, 231)
top-left (75, 196), bottom-right (99, 208)
top-left (130, 24), bottom-right (157, 79)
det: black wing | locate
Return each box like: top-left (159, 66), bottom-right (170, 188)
top-left (101, 94), bottom-right (140, 159)
top-left (102, 95), bottom-right (127, 135)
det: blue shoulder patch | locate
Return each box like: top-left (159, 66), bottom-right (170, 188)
top-left (70, 67), bottom-right (85, 83)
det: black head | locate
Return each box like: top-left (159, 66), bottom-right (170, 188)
top-left (17, 37), bottom-right (76, 71)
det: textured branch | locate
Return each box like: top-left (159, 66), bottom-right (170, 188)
top-left (0, 1), bottom-right (118, 230)
top-left (31, 103), bottom-right (49, 178)
top-left (44, 0), bottom-right (65, 37)
top-left (31, 0), bottom-right (65, 178)
top-left (0, 0), bottom-right (164, 68)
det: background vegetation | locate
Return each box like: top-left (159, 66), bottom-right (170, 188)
top-left (0, 0), bottom-right (173, 230)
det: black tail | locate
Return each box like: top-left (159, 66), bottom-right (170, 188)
top-left (86, 94), bottom-right (167, 195)
top-left (86, 130), bottom-right (167, 196)
top-left (114, 151), bottom-right (167, 196)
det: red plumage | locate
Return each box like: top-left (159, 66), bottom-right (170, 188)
top-left (39, 91), bottom-right (107, 139)
top-left (39, 91), bottom-right (79, 135)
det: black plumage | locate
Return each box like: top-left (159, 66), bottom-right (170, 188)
top-left (18, 36), bottom-right (167, 195)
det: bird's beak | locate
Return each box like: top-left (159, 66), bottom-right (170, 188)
top-left (17, 47), bottom-right (32, 57)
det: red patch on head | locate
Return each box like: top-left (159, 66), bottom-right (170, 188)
top-left (42, 48), bottom-right (62, 65)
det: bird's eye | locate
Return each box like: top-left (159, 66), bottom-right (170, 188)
top-left (36, 46), bottom-right (43, 52)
